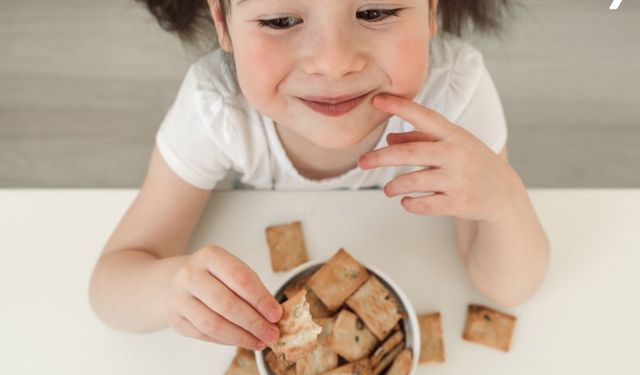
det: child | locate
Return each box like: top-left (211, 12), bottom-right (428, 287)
top-left (90, 0), bottom-right (549, 352)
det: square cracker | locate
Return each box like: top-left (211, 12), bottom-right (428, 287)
top-left (225, 347), bottom-right (259, 375)
top-left (329, 309), bottom-right (379, 362)
top-left (270, 289), bottom-right (323, 362)
top-left (462, 304), bottom-right (516, 352)
top-left (320, 358), bottom-right (372, 375)
top-left (264, 350), bottom-right (295, 375)
top-left (345, 276), bottom-right (402, 340)
top-left (418, 312), bottom-right (445, 363)
top-left (266, 221), bottom-right (309, 272)
top-left (385, 348), bottom-right (412, 375)
top-left (295, 317), bottom-right (339, 375)
top-left (307, 248), bottom-right (370, 311)
top-left (372, 342), bottom-right (405, 375)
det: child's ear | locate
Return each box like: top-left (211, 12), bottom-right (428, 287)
top-left (429, 0), bottom-right (439, 38)
top-left (208, 0), bottom-right (233, 52)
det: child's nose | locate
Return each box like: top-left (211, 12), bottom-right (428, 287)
top-left (300, 29), bottom-right (367, 80)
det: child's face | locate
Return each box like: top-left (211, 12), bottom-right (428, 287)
top-left (210, 0), bottom-right (437, 150)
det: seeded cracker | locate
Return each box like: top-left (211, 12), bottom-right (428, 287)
top-left (462, 304), bottom-right (516, 352)
top-left (329, 309), bottom-right (379, 362)
top-left (417, 312), bottom-right (445, 363)
top-left (369, 329), bottom-right (404, 367)
top-left (307, 248), bottom-right (370, 311)
top-left (345, 276), bottom-right (402, 340)
top-left (320, 358), bottom-right (372, 375)
top-left (295, 317), bottom-right (339, 375)
top-left (264, 350), bottom-right (295, 375)
top-left (270, 289), bottom-right (323, 362)
top-left (225, 347), bottom-right (259, 375)
top-left (385, 348), bottom-right (412, 375)
top-left (266, 221), bottom-right (309, 272)
top-left (372, 342), bottom-right (405, 375)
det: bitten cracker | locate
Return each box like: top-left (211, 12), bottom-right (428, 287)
top-left (345, 276), bottom-right (402, 340)
top-left (225, 347), bottom-right (259, 375)
top-left (329, 309), bottom-right (379, 362)
top-left (385, 348), bottom-right (412, 375)
top-left (266, 221), bottom-right (309, 272)
top-left (320, 358), bottom-right (372, 375)
top-left (418, 312), bottom-right (445, 363)
top-left (307, 248), bottom-right (370, 311)
top-left (462, 304), bottom-right (516, 352)
top-left (270, 289), bottom-right (323, 362)
top-left (296, 317), bottom-right (339, 375)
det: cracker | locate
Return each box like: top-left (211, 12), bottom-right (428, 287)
top-left (385, 348), bottom-right (412, 375)
top-left (225, 347), bottom-right (259, 375)
top-left (345, 276), bottom-right (402, 340)
top-left (307, 248), bottom-right (370, 311)
top-left (462, 304), bottom-right (516, 352)
top-left (264, 350), bottom-right (295, 375)
top-left (329, 309), bottom-right (379, 362)
top-left (270, 289), bottom-right (323, 362)
top-left (295, 317), bottom-right (339, 375)
top-left (418, 312), bottom-right (445, 363)
top-left (369, 329), bottom-right (404, 367)
top-left (320, 358), bottom-right (372, 375)
top-left (372, 342), bottom-right (405, 375)
top-left (283, 274), bottom-right (312, 299)
top-left (266, 221), bottom-right (309, 272)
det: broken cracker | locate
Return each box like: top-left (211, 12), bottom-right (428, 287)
top-left (345, 275), bottom-right (402, 340)
top-left (296, 317), bottom-right (339, 375)
top-left (462, 304), bottom-right (516, 352)
top-left (225, 347), bottom-right (259, 375)
top-left (307, 248), bottom-right (370, 311)
top-left (270, 289), bottom-right (323, 362)
top-left (329, 309), bottom-right (379, 362)
top-left (266, 221), bottom-right (309, 272)
top-left (385, 348), bottom-right (412, 375)
top-left (418, 312), bottom-right (445, 363)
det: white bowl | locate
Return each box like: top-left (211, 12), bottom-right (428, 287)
top-left (255, 259), bottom-right (420, 375)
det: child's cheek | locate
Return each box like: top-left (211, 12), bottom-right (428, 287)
top-left (387, 36), bottom-right (430, 97)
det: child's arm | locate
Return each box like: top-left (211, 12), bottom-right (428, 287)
top-left (454, 147), bottom-right (549, 307)
top-left (359, 94), bottom-right (550, 307)
top-left (89, 146), bottom-right (282, 350)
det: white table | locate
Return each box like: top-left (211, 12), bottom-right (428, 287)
top-left (1, 189), bottom-right (639, 374)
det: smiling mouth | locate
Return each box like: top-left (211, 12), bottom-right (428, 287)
top-left (299, 92), bottom-right (372, 117)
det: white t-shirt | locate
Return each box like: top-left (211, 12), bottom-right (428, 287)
top-left (156, 32), bottom-right (508, 191)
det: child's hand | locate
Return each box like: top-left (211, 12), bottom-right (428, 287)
top-left (165, 245), bottom-right (282, 350)
top-left (359, 94), bottom-right (524, 223)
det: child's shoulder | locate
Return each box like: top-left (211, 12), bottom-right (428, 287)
top-left (430, 32), bottom-right (484, 73)
top-left (187, 48), bottom-right (242, 100)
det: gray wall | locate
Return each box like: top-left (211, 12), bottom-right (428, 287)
top-left (1, 0), bottom-right (639, 188)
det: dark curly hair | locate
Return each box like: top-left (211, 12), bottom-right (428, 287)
top-left (136, 0), bottom-right (516, 48)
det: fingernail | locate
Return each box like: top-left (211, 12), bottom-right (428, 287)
top-left (267, 302), bottom-right (282, 322)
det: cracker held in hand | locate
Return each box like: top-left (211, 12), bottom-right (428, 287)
top-left (307, 248), bottom-right (370, 311)
top-left (266, 221), bottom-right (309, 272)
top-left (462, 304), bottom-right (516, 352)
top-left (264, 350), bottom-right (295, 375)
top-left (418, 312), bottom-right (445, 363)
top-left (270, 289), bottom-right (323, 362)
top-left (345, 275), bottom-right (402, 340)
top-left (225, 347), bottom-right (259, 375)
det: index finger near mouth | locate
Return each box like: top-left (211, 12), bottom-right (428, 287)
top-left (201, 246), bottom-right (283, 323)
top-left (374, 94), bottom-right (454, 141)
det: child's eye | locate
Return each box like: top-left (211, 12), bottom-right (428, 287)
top-left (256, 8), bottom-right (404, 30)
top-left (356, 8), bottom-right (403, 22)
top-left (257, 16), bottom-right (302, 29)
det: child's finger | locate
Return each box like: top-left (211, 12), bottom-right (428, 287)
top-left (387, 131), bottom-right (438, 145)
top-left (373, 94), bottom-right (455, 141)
top-left (200, 246), bottom-right (282, 323)
top-left (358, 141), bottom-right (448, 170)
top-left (183, 295), bottom-right (267, 351)
top-left (383, 168), bottom-right (449, 198)
top-left (400, 193), bottom-right (452, 216)
top-left (189, 269), bottom-right (280, 345)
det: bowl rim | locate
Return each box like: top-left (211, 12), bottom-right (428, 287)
top-left (255, 258), bottom-right (420, 375)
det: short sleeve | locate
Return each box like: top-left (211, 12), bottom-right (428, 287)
top-left (155, 65), bottom-right (232, 190)
top-left (454, 57), bottom-right (508, 154)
